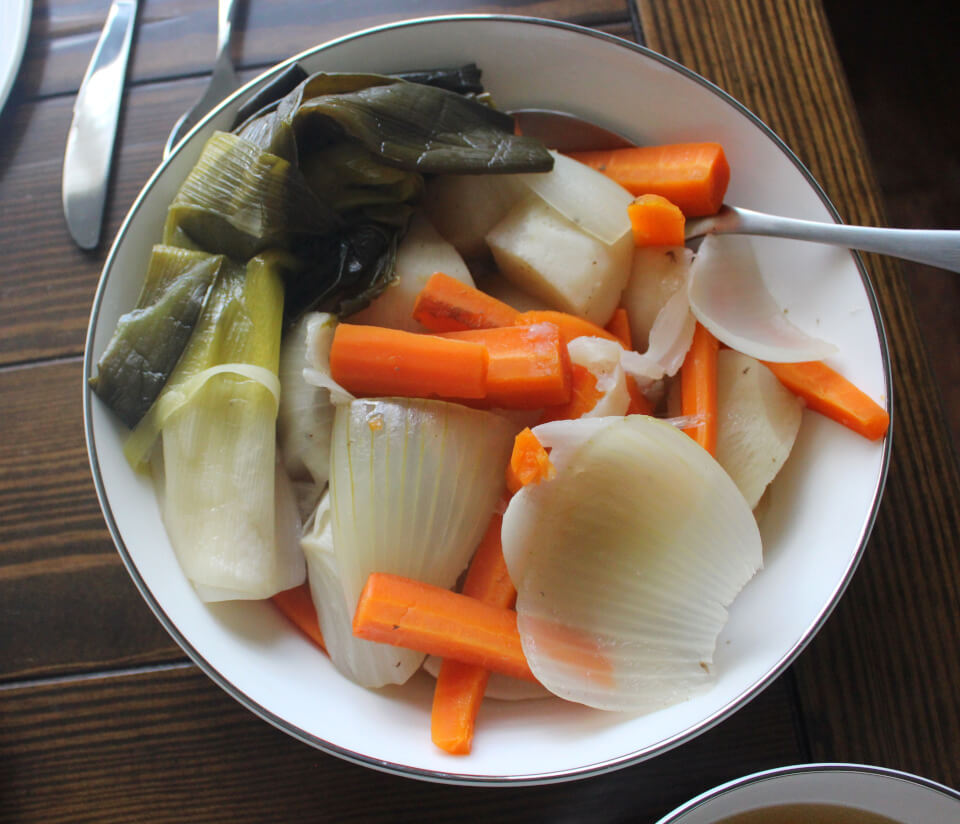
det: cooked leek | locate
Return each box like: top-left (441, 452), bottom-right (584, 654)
top-left (90, 245), bottom-right (223, 427)
top-left (145, 252), bottom-right (304, 600)
top-left (327, 398), bottom-right (515, 687)
top-left (501, 416), bottom-right (762, 712)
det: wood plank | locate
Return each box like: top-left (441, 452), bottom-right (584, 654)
top-left (0, 360), bottom-right (185, 681)
top-left (0, 664), bottom-right (805, 822)
top-left (635, 0), bottom-right (960, 787)
top-left (21, 0), bottom-right (629, 100)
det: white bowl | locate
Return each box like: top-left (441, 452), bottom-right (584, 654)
top-left (83, 15), bottom-right (892, 784)
top-left (655, 763), bottom-right (960, 823)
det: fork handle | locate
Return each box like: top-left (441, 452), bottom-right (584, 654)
top-left (217, 0), bottom-right (238, 59)
top-left (724, 206), bottom-right (960, 273)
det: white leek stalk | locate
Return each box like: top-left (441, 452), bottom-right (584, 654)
top-left (158, 254), bottom-right (305, 600)
top-left (327, 398), bottom-right (515, 687)
top-left (501, 416), bottom-right (762, 713)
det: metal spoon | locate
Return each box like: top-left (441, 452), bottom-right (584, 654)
top-left (511, 109), bottom-right (960, 274)
top-left (163, 0), bottom-right (240, 158)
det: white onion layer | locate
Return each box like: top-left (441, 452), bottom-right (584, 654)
top-left (688, 234), bottom-right (837, 362)
top-left (502, 416), bottom-right (762, 712)
top-left (566, 336), bottom-right (630, 418)
top-left (715, 350), bottom-right (803, 509)
top-left (328, 398), bottom-right (515, 687)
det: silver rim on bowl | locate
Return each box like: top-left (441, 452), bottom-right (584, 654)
top-left (82, 14), bottom-right (894, 785)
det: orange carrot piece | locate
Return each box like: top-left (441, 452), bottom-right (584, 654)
top-left (272, 584), bottom-right (326, 652)
top-left (761, 360), bottom-right (890, 441)
top-left (440, 323), bottom-right (572, 408)
top-left (506, 427), bottom-right (556, 494)
top-left (431, 515), bottom-right (516, 755)
top-left (329, 323), bottom-right (488, 399)
top-left (625, 374), bottom-right (655, 415)
top-left (538, 364), bottom-right (604, 424)
top-left (514, 310), bottom-right (620, 345)
top-left (627, 194), bottom-right (686, 247)
top-left (352, 573), bottom-right (537, 683)
top-left (568, 143), bottom-right (730, 217)
top-left (604, 307), bottom-right (633, 350)
top-left (680, 323), bottom-right (720, 455)
top-left (413, 271), bottom-right (520, 332)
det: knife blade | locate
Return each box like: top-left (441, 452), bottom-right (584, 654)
top-left (62, 0), bottom-right (139, 250)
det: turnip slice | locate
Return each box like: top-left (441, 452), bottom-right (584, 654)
top-left (715, 350), bottom-right (803, 509)
top-left (501, 416), bottom-right (762, 712)
top-left (622, 246), bottom-right (693, 352)
top-left (688, 234), bottom-right (837, 361)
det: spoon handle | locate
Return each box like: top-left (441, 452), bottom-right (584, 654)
top-left (709, 206), bottom-right (960, 273)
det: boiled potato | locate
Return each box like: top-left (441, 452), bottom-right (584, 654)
top-left (485, 197), bottom-right (633, 326)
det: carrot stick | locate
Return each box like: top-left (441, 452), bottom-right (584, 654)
top-left (567, 143), bottom-right (730, 217)
top-left (538, 364), bottom-right (605, 424)
top-left (627, 194), bottom-right (686, 247)
top-left (681, 323), bottom-right (719, 454)
top-left (413, 271), bottom-right (520, 332)
top-left (330, 323), bottom-right (488, 399)
top-left (506, 427), bottom-right (556, 494)
top-left (514, 310), bottom-right (621, 346)
top-left (604, 307), bottom-right (633, 350)
top-left (440, 322), bottom-right (572, 408)
top-left (352, 572), bottom-right (537, 683)
top-left (760, 360), bottom-right (890, 441)
top-left (272, 583), bottom-right (326, 652)
top-left (625, 375), bottom-right (655, 415)
top-left (431, 514), bottom-right (516, 755)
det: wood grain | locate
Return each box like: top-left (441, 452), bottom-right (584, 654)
top-left (0, 360), bottom-right (185, 682)
top-left (635, 0), bottom-right (960, 787)
top-left (19, 0), bottom-right (630, 100)
top-left (0, 665), bottom-right (805, 823)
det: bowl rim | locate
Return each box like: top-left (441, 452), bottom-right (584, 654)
top-left (82, 13), bottom-right (894, 785)
top-left (653, 762), bottom-right (960, 823)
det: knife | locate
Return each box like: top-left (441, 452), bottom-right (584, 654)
top-left (62, 0), bottom-right (139, 250)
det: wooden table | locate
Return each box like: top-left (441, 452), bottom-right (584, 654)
top-left (1, 1), bottom-right (957, 820)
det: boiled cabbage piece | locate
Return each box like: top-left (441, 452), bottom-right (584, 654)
top-left (501, 416), bottom-right (762, 713)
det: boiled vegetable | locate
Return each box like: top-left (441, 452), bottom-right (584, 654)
top-left (628, 194), bottom-right (686, 247)
top-left (506, 427), bottom-right (556, 494)
top-left (715, 350), bottom-right (803, 508)
top-left (431, 513), bottom-right (517, 755)
top-left (680, 323), bottom-right (720, 455)
top-left (413, 271), bottom-right (520, 332)
top-left (568, 142), bottom-right (731, 217)
top-left (328, 324), bottom-right (489, 400)
top-left (90, 245), bottom-right (223, 428)
top-left (328, 398), bottom-right (515, 685)
top-left (501, 416), bottom-right (762, 712)
top-left (688, 234), bottom-right (838, 362)
top-left (761, 359), bottom-right (889, 441)
top-left (352, 572), bottom-right (537, 683)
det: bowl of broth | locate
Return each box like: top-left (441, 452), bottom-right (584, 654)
top-left (656, 763), bottom-right (960, 823)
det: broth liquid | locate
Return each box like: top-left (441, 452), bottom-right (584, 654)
top-left (715, 803), bottom-right (902, 824)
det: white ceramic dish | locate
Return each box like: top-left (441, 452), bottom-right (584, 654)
top-left (83, 16), bottom-right (892, 784)
top-left (655, 763), bottom-right (960, 822)
top-left (0, 0), bottom-right (32, 115)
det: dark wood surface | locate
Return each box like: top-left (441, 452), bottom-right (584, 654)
top-left (1, 1), bottom-right (957, 820)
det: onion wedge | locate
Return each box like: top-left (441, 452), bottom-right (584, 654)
top-left (327, 398), bottom-right (515, 687)
top-left (501, 416), bottom-right (762, 712)
top-left (688, 234), bottom-right (837, 362)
